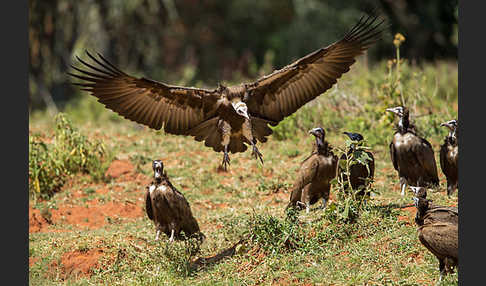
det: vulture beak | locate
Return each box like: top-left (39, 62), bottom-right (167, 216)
top-left (440, 120), bottom-right (456, 131)
top-left (309, 128), bottom-right (320, 137)
top-left (386, 107), bottom-right (400, 115)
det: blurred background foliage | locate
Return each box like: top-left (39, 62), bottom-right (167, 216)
top-left (29, 0), bottom-right (458, 113)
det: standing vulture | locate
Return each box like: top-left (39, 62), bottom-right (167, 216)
top-left (440, 119), bottom-right (458, 196)
top-left (287, 127), bottom-right (338, 213)
top-left (145, 160), bottom-right (204, 242)
top-left (413, 196), bottom-right (458, 282)
top-left (339, 132), bottom-right (375, 197)
top-left (386, 106), bottom-right (439, 195)
top-left (68, 14), bottom-right (385, 170)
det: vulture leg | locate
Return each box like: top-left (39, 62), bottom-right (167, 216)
top-left (438, 259), bottom-right (446, 282)
top-left (222, 145), bottom-right (231, 171)
top-left (169, 229), bottom-right (175, 242)
top-left (321, 198), bottom-right (327, 209)
top-left (155, 230), bottom-right (160, 241)
top-left (400, 177), bottom-right (407, 196)
top-left (251, 142), bottom-right (264, 164)
top-left (306, 203), bottom-right (310, 214)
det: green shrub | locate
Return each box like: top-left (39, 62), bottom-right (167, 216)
top-left (28, 113), bottom-right (112, 200)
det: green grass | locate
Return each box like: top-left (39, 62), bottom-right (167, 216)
top-left (29, 51), bottom-right (458, 285)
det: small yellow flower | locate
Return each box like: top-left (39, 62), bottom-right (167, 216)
top-left (393, 33), bottom-right (405, 47)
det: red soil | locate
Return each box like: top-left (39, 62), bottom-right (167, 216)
top-left (49, 248), bottom-right (106, 279)
top-left (105, 159), bottom-right (135, 179)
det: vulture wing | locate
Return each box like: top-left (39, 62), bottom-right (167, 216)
top-left (389, 142), bottom-right (399, 171)
top-left (289, 155), bottom-right (320, 205)
top-left (418, 223), bottom-right (458, 260)
top-left (414, 138), bottom-right (439, 184)
top-left (245, 13), bottom-right (385, 123)
top-left (68, 51), bottom-right (221, 135)
top-left (145, 187), bottom-right (154, 221)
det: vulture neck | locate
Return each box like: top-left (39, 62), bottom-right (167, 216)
top-left (398, 113), bottom-right (410, 134)
top-left (315, 137), bottom-right (328, 155)
top-left (447, 129), bottom-right (458, 146)
top-left (414, 199), bottom-right (430, 226)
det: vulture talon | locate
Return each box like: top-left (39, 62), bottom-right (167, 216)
top-left (252, 145), bottom-right (264, 164)
top-left (222, 152), bottom-right (231, 171)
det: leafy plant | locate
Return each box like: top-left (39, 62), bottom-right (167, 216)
top-left (28, 113), bottom-right (112, 200)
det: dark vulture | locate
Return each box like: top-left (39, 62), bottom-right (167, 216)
top-left (409, 186), bottom-right (458, 212)
top-left (411, 191), bottom-right (458, 226)
top-left (439, 119), bottom-right (458, 196)
top-left (386, 106), bottom-right (439, 195)
top-left (287, 127), bottom-right (338, 213)
top-left (68, 14), bottom-right (385, 170)
top-left (145, 160), bottom-right (204, 242)
top-left (339, 132), bottom-right (375, 197)
top-left (413, 196), bottom-right (458, 282)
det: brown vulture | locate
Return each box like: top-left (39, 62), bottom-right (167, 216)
top-left (287, 127), bottom-right (338, 213)
top-left (386, 106), bottom-right (439, 195)
top-left (411, 189), bottom-right (458, 226)
top-left (413, 196), bottom-right (458, 282)
top-left (439, 119), bottom-right (458, 196)
top-left (339, 131), bottom-right (375, 197)
top-left (145, 160), bottom-right (204, 242)
top-left (68, 13), bottom-right (385, 170)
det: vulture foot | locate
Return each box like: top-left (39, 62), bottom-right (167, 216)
top-left (155, 230), bottom-right (160, 241)
top-left (169, 229), bottom-right (175, 242)
top-left (221, 152), bottom-right (231, 171)
top-left (251, 144), bottom-right (264, 164)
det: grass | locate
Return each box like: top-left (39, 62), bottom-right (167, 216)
top-left (29, 38), bottom-right (458, 285)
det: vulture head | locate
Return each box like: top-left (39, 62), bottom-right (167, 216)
top-left (385, 106), bottom-right (407, 118)
top-left (440, 119), bottom-right (458, 141)
top-left (309, 127), bottom-right (327, 149)
top-left (440, 119), bottom-right (457, 131)
top-left (231, 101), bottom-right (250, 120)
top-left (152, 160), bottom-right (164, 182)
top-left (343, 132), bottom-right (364, 142)
top-left (409, 186), bottom-right (427, 199)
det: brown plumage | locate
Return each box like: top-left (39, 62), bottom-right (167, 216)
top-left (68, 13), bottom-right (385, 170)
top-left (413, 196), bottom-right (458, 282)
top-left (287, 127), bottom-right (338, 213)
top-left (145, 160), bottom-right (204, 242)
top-left (440, 119), bottom-right (458, 196)
top-left (339, 132), bottom-right (375, 197)
top-left (386, 106), bottom-right (439, 196)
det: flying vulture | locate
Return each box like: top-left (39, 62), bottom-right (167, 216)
top-left (68, 13), bottom-right (385, 170)
top-left (339, 131), bottom-right (375, 197)
top-left (439, 119), bottom-right (458, 196)
top-left (145, 160), bottom-right (204, 242)
top-left (386, 106), bottom-right (439, 195)
top-left (413, 196), bottom-right (458, 282)
top-left (411, 189), bottom-right (458, 227)
top-left (287, 127), bottom-right (338, 213)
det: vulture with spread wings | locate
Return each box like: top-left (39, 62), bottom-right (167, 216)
top-left (69, 13), bottom-right (385, 170)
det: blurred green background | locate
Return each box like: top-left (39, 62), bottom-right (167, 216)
top-left (29, 0), bottom-right (458, 113)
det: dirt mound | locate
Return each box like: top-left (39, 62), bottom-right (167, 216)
top-left (29, 207), bottom-right (51, 233)
top-left (105, 159), bottom-right (134, 179)
top-left (30, 199), bottom-right (144, 233)
top-left (51, 248), bottom-right (106, 279)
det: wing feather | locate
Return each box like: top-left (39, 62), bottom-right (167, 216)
top-left (68, 51), bottom-right (220, 135)
top-left (246, 13), bottom-right (385, 122)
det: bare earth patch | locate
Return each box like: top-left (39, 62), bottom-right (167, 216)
top-left (105, 159), bottom-right (135, 179)
top-left (49, 248), bottom-right (107, 280)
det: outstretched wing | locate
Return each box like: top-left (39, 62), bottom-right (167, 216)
top-left (245, 13), bottom-right (385, 123)
top-left (68, 51), bottom-right (221, 135)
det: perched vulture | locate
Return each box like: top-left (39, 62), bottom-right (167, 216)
top-left (287, 127), bottom-right (338, 213)
top-left (412, 192), bottom-right (458, 227)
top-left (413, 197), bottom-right (458, 282)
top-left (145, 160), bottom-right (204, 242)
top-left (440, 119), bottom-right (458, 196)
top-left (339, 132), bottom-right (375, 197)
top-left (386, 106), bottom-right (439, 195)
top-left (68, 13), bottom-right (385, 170)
